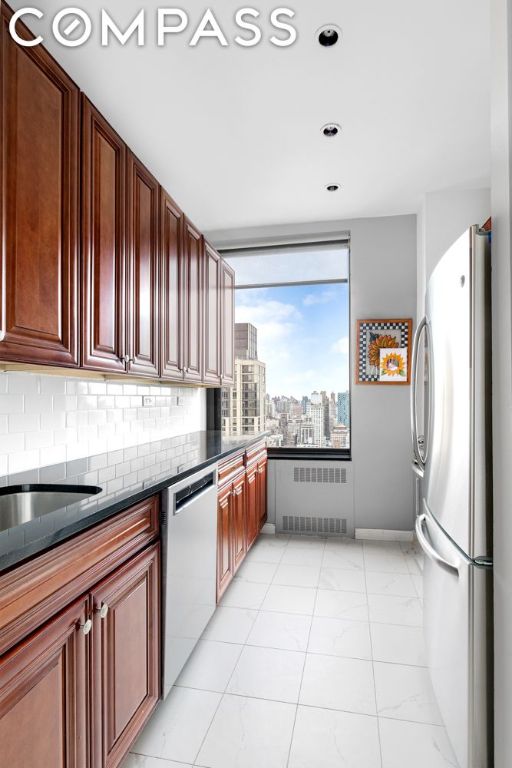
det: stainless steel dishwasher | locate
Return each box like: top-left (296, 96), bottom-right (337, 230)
top-left (161, 464), bottom-right (218, 698)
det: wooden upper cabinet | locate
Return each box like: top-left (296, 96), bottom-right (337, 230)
top-left (204, 242), bottom-right (222, 385)
top-left (81, 97), bottom-right (126, 373)
top-left (160, 189), bottom-right (184, 380)
top-left (0, 598), bottom-right (88, 768)
top-left (90, 544), bottom-right (160, 768)
top-left (183, 220), bottom-right (204, 382)
top-left (0, 7), bottom-right (79, 366)
top-left (126, 153), bottom-right (160, 377)
top-left (221, 260), bottom-right (235, 385)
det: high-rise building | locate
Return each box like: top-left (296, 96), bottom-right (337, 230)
top-left (301, 395), bottom-right (310, 415)
top-left (336, 391), bottom-right (350, 426)
top-left (222, 323), bottom-right (266, 436)
top-left (234, 323), bottom-right (258, 360)
top-left (311, 401), bottom-right (325, 446)
top-left (331, 424), bottom-right (350, 449)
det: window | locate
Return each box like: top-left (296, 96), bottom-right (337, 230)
top-left (220, 240), bottom-right (350, 452)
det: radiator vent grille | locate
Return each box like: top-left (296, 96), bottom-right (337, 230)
top-left (293, 466), bottom-right (347, 484)
top-left (282, 515), bottom-right (348, 535)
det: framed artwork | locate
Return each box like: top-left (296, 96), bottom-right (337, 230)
top-left (356, 318), bottom-right (413, 385)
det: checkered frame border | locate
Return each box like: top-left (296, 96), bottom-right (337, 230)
top-left (356, 318), bottom-right (413, 385)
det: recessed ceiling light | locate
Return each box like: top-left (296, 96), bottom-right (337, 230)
top-left (322, 123), bottom-right (341, 137)
top-left (326, 184), bottom-right (340, 192)
top-left (317, 24), bottom-right (341, 47)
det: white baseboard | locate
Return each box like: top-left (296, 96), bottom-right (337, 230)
top-left (261, 523), bottom-right (276, 535)
top-left (355, 528), bottom-right (414, 542)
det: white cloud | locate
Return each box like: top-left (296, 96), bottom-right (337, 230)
top-left (331, 337), bottom-right (349, 355)
top-left (235, 298), bottom-right (301, 350)
top-left (303, 290), bottom-right (336, 306)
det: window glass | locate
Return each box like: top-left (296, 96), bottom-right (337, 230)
top-left (221, 246), bottom-right (350, 451)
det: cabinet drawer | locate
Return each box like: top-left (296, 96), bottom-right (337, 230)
top-left (0, 496), bottom-right (159, 655)
top-left (218, 453), bottom-right (245, 487)
top-left (245, 444), bottom-right (267, 468)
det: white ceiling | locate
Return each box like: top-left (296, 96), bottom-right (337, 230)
top-left (10, 1), bottom-right (490, 232)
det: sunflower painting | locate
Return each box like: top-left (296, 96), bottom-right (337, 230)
top-left (356, 318), bottom-right (412, 384)
top-left (380, 348), bottom-right (408, 382)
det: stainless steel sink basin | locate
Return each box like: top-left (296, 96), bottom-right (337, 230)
top-left (0, 484), bottom-right (103, 532)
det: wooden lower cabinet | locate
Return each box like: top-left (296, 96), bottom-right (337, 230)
top-left (217, 484), bottom-right (233, 599)
top-left (232, 472), bottom-right (247, 571)
top-left (91, 544), bottom-right (160, 768)
top-left (257, 458), bottom-right (268, 528)
top-left (216, 446), bottom-right (267, 601)
top-left (245, 464), bottom-right (259, 551)
top-left (0, 499), bottom-right (161, 768)
top-left (0, 598), bottom-right (88, 768)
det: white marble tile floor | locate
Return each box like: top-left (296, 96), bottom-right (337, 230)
top-left (126, 534), bottom-right (458, 768)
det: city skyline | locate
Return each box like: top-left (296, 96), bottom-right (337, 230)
top-left (234, 283), bottom-right (350, 399)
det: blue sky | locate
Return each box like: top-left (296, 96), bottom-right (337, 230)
top-left (235, 283), bottom-right (350, 399)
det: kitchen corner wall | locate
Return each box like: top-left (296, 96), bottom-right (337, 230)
top-left (208, 213), bottom-right (417, 532)
top-left (0, 372), bottom-right (206, 478)
top-left (416, 185), bottom-right (491, 319)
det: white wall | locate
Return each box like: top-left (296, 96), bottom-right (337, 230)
top-left (208, 213), bottom-right (417, 532)
top-left (490, 0), bottom-right (512, 764)
top-left (417, 186), bottom-right (490, 317)
top-left (0, 373), bottom-right (205, 477)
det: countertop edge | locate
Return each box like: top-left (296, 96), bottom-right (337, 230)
top-left (0, 433), bottom-right (268, 575)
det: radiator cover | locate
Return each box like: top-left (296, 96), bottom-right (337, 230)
top-left (275, 460), bottom-right (354, 537)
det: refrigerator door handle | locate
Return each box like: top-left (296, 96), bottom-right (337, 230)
top-left (415, 513), bottom-right (460, 576)
top-left (410, 317), bottom-right (428, 467)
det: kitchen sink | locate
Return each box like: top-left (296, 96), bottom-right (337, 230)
top-left (0, 484), bottom-right (103, 532)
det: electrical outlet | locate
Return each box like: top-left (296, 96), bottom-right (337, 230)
top-left (143, 395), bottom-right (156, 407)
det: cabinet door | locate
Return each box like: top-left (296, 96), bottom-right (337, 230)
top-left (221, 260), bottom-right (235, 385)
top-left (91, 544), bottom-right (160, 768)
top-left (183, 220), bottom-right (203, 382)
top-left (0, 598), bottom-right (88, 768)
top-left (160, 189), bottom-right (184, 380)
top-left (82, 97), bottom-right (126, 373)
top-left (257, 458), bottom-right (268, 527)
top-left (0, 8), bottom-right (79, 366)
top-left (232, 472), bottom-right (247, 573)
top-left (245, 466), bottom-right (259, 550)
top-left (126, 153), bottom-right (160, 377)
top-left (217, 484), bottom-right (233, 600)
top-left (204, 242), bottom-right (222, 385)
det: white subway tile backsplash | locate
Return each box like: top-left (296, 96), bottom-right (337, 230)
top-left (40, 377), bottom-right (66, 394)
top-left (0, 372), bottom-right (204, 474)
top-left (8, 413), bottom-right (40, 433)
top-left (24, 395), bottom-right (53, 414)
top-left (7, 373), bottom-right (38, 394)
top-left (8, 449), bottom-right (40, 474)
top-left (0, 395), bottom-right (24, 414)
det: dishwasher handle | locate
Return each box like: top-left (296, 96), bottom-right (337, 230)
top-left (174, 471), bottom-right (215, 515)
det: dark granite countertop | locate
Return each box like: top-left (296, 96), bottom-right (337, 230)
top-left (0, 430), bottom-right (267, 574)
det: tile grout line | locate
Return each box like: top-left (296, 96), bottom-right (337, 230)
top-left (191, 535), bottom-right (289, 766)
top-left (362, 541), bottom-right (385, 768)
top-left (284, 537), bottom-right (326, 768)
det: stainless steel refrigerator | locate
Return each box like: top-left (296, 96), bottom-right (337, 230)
top-left (411, 224), bottom-right (493, 768)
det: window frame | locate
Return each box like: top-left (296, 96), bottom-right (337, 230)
top-left (209, 237), bottom-right (352, 458)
